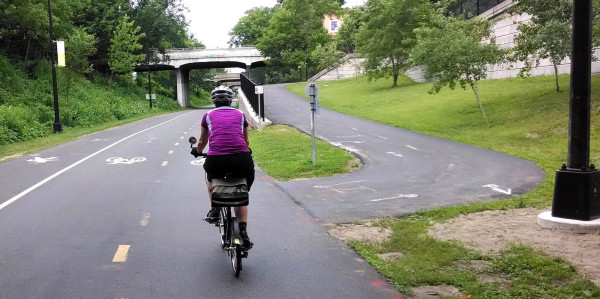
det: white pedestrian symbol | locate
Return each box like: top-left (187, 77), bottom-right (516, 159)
top-left (106, 157), bottom-right (146, 165)
top-left (27, 157), bottom-right (58, 164)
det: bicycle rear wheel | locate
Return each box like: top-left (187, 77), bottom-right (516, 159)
top-left (230, 216), bottom-right (243, 276)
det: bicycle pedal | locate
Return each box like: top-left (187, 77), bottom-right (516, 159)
top-left (204, 217), bottom-right (218, 224)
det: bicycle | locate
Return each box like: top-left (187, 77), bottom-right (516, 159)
top-left (189, 137), bottom-right (251, 277)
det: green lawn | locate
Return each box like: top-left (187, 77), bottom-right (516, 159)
top-left (284, 74), bottom-right (600, 297)
top-left (248, 124), bottom-right (359, 180)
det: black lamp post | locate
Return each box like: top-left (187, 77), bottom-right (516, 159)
top-left (551, 0), bottom-right (600, 221)
top-left (47, 0), bottom-right (62, 133)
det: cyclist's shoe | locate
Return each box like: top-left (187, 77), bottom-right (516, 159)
top-left (240, 229), bottom-right (253, 250)
top-left (204, 207), bottom-right (219, 224)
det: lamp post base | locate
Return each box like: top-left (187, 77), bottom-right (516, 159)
top-left (53, 123), bottom-right (62, 133)
top-left (552, 168), bottom-right (600, 221)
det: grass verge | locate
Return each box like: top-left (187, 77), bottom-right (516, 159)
top-left (248, 124), bottom-right (359, 180)
top-left (285, 74), bottom-right (600, 296)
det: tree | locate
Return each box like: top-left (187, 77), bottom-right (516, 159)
top-left (61, 27), bottom-right (97, 101)
top-left (312, 41), bottom-right (345, 77)
top-left (336, 6), bottom-right (365, 54)
top-left (411, 14), bottom-right (506, 124)
top-left (356, 0), bottom-right (432, 87)
top-left (257, 0), bottom-right (340, 80)
top-left (130, 0), bottom-right (189, 63)
top-left (509, 0), bottom-right (572, 92)
top-left (73, 0), bottom-right (130, 73)
top-left (229, 7), bottom-right (278, 47)
top-left (109, 16), bottom-right (146, 83)
top-left (0, 0), bottom-right (89, 61)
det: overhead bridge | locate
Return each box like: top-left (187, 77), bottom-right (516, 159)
top-left (134, 47), bottom-right (266, 107)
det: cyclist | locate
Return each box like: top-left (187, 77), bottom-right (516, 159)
top-left (195, 85), bottom-right (255, 248)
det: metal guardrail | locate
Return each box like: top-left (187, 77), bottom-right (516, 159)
top-left (240, 73), bottom-right (264, 120)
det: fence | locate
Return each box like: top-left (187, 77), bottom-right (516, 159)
top-left (240, 73), bottom-right (264, 120)
top-left (448, 0), bottom-right (507, 18)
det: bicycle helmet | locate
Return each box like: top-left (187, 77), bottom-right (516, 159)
top-left (211, 85), bottom-right (234, 104)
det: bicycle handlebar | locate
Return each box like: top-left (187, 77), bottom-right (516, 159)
top-left (189, 136), bottom-right (207, 158)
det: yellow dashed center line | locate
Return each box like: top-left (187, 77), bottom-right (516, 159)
top-left (162, 161), bottom-right (168, 167)
top-left (112, 245), bottom-right (130, 263)
top-left (168, 150), bottom-right (174, 154)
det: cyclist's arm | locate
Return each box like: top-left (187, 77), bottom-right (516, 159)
top-left (243, 126), bottom-right (249, 147)
top-left (197, 126), bottom-right (209, 153)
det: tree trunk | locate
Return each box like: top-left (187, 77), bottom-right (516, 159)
top-left (554, 63), bottom-right (560, 92)
top-left (107, 77), bottom-right (112, 100)
top-left (393, 72), bottom-right (398, 87)
top-left (470, 82), bottom-right (488, 124)
top-left (24, 36), bottom-right (31, 63)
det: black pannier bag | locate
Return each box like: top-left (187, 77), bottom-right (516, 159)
top-left (210, 177), bottom-right (249, 207)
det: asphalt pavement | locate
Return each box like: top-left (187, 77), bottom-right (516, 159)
top-left (264, 84), bottom-right (545, 224)
top-left (0, 85), bottom-right (546, 298)
top-left (0, 111), bottom-right (400, 298)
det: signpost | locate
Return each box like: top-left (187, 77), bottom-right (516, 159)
top-left (255, 85), bottom-right (264, 130)
top-left (305, 83), bottom-right (320, 165)
top-left (47, 0), bottom-right (62, 133)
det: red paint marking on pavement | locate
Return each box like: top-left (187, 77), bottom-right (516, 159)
top-left (372, 281), bottom-right (386, 287)
top-left (302, 216), bottom-right (313, 224)
top-left (315, 218), bottom-right (324, 225)
top-left (261, 176), bottom-right (274, 180)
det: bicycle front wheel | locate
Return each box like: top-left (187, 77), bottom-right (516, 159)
top-left (230, 217), bottom-right (243, 276)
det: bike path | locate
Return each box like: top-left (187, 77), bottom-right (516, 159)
top-left (0, 110), bottom-right (400, 298)
top-left (264, 84), bottom-right (545, 224)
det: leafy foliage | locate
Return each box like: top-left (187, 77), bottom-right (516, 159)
top-left (356, 0), bottom-right (432, 87)
top-left (130, 0), bottom-right (189, 62)
top-left (257, 0), bottom-right (341, 80)
top-left (411, 14), bottom-right (506, 123)
top-left (109, 16), bottom-right (146, 83)
top-left (336, 6), bottom-right (365, 54)
top-left (229, 6), bottom-right (278, 47)
top-left (509, 0), bottom-right (572, 92)
top-left (312, 41), bottom-right (345, 74)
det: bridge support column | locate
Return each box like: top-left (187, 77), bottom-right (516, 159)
top-left (176, 68), bottom-right (190, 107)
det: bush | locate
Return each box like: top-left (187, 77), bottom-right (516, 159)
top-left (0, 56), bottom-right (183, 145)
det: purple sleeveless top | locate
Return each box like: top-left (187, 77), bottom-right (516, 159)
top-left (201, 107), bottom-right (250, 156)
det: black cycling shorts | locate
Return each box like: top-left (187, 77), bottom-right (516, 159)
top-left (203, 152), bottom-right (255, 190)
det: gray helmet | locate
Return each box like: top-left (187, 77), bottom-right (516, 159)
top-left (211, 85), bottom-right (234, 103)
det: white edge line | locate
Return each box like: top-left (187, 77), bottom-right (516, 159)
top-left (0, 112), bottom-right (194, 212)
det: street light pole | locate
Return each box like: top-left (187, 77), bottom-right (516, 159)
top-left (551, 0), bottom-right (600, 221)
top-left (47, 0), bottom-right (62, 133)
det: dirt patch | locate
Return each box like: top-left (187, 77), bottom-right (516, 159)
top-left (429, 208), bottom-right (600, 285)
top-left (410, 285), bottom-right (463, 298)
top-left (329, 223), bottom-right (392, 244)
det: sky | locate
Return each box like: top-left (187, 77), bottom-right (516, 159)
top-left (183, 0), bottom-right (366, 49)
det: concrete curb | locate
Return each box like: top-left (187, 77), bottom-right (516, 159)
top-left (538, 211), bottom-right (600, 233)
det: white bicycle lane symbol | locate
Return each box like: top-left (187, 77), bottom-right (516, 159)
top-left (190, 158), bottom-right (206, 166)
top-left (106, 157), bottom-right (146, 165)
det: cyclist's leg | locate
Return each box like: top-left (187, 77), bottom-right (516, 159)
top-left (233, 206), bottom-right (247, 223)
top-left (203, 158), bottom-right (219, 221)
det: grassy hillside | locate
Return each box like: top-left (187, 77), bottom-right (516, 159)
top-left (0, 55), bottom-right (181, 147)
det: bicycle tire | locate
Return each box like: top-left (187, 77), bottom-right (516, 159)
top-left (231, 216), bottom-right (243, 276)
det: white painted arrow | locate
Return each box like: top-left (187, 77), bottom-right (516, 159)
top-left (483, 184), bottom-right (512, 195)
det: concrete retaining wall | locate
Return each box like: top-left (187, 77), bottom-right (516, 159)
top-left (238, 89), bottom-right (272, 130)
